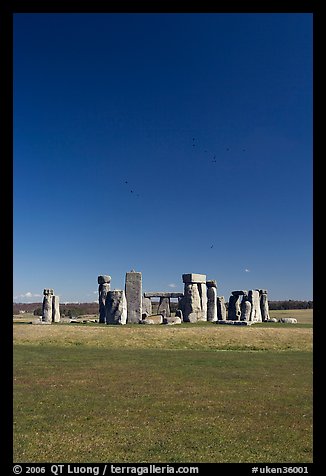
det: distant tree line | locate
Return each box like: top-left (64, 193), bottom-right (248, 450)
top-left (268, 300), bottom-right (313, 310)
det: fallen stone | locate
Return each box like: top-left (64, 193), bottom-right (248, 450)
top-left (140, 315), bottom-right (163, 324)
top-left (233, 321), bottom-right (253, 326)
top-left (163, 316), bottom-right (182, 325)
top-left (139, 319), bottom-right (156, 325)
top-left (279, 318), bottom-right (298, 324)
top-left (215, 320), bottom-right (234, 325)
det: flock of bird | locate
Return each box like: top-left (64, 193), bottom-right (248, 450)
top-left (121, 136), bottom-right (248, 250)
top-left (191, 136), bottom-right (246, 164)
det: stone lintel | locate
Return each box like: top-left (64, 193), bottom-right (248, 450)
top-left (256, 289), bottom-right (268, 295)
top-left (206, 280), bottom-right (217, 288)
top-left (43, 288), bottom-right (54, 295)
top-left (182, 273), bottom-right (207, 284)
top-left (98, 275), bottom-right (111, 284)
top-left (144, 292), bottom-right (184, 298)
top-left (231, 290), bottom-right (248, 296)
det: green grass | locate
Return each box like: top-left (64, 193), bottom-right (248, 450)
top-left (13, 322), bottom-right (312, 463)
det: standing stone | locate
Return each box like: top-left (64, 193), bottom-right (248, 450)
top-left (206, 281), bottom-right (217, 322)
top-left (142, 296), bottom-right (152, 318)
top-left (105, 290), bottom-right (127, 325)
top-left (216, 296), bottom-right (227, 320)
top-left (52, 295), bottom-right (60, 322)
top-left (227, 294), bottom-right (241, 320)
top-left (197, 282), bottom-right (207, 321)
top-left (240, 299), bottom-right (251, 321)
top-left (248, 290), bottom-right (262, 322)
top-left (260, 292), bottom-right (270, 322)
top-left (183, 283), bottom-right (202, 322)
top-left (158, 297), bottom-right (171, 317)
top-left (42, 289), bottom-right (54, 323)
top-left (98, 276), bottom-right (111, 324)
top-left (125, 270), bottom-right (142, 323)
top-left (182, 273), bottom-right (207, 322)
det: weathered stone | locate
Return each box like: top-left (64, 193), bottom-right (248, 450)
top-left (183, 281), bottom-right (207, 322)
top-left (140, 314), bottom-right (163, 325)
top-left (99, 282), bottom-right (110, 323)
top-left (279, 318), bottom-right (297, 324)
top-left (98, 275), bottom-right (111, 285)
top-left (256, 289), bottom-right (268, 295)
top-left (175, 309), bottom-right (183, 320)
top-left (270, 318), bottom-right (277, 323)
top-left (260, 293), bottom-right (270, 321)
top-left (206, 280), bottom-right (217, 288)
top-left (43, 288), bottom-right (54, 296)
top-left (144, 292), bottom-right (184, 298)
top-left (158, 297), bottom-right (171, 317)
top-left (240, 299), bottom-right (251, 321)
top-left (42, 294), bottom-right (53, 322)
top-left (159, 309), bottom-right (167, 317)
top-left (163, 316), bottom-right (182, 325)
top-left (227, 295), bottom-right (241, 320)
top-left (139, 319), bottom-right (156, 325)
top-left (233, 321), bottom-right (253, 326)
top-left (248, 290), bottom-right (262, 322)
top-left (216, 296), bottom-right (227, 320)
top-left (232, 290), bottom-right (248, 297)
top-left (142, 296), bottom-right (152, 317)
top-left (182, 273), bottom-right (207, 284)
top-left (105, 290), bottom-right (127, 325)
top-left (125, 271), bottom-right (142, 323)
top-left (52, 295), bottom-right (60, 322)
top-left (198, 282), bottom-right (207, 321)
top-left (216, 320), bottom-right (234, 325)
top-left (207, 286), bottom-right (218, 322)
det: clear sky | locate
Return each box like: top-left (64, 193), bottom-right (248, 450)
top-left (13, 13), bottom-right (313, 303)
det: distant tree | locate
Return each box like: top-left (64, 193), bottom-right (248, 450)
top-left (33, 308), bottom-right (42, 316)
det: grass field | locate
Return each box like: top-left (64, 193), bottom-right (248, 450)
top-left (13, 310), bottom-right (313, 463)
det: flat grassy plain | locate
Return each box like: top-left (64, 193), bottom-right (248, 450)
top-left (13, 310), bottom-right (313, 463)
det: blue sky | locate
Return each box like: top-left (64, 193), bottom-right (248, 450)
top-left (13, 13), bottom-right (312, 303)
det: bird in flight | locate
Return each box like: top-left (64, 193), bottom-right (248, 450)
top-left (210, 244), bottom-right (214, 249)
